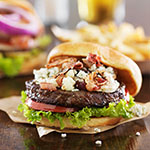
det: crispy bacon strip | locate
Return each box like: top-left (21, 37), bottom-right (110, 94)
top-left (56, 73), bottom-right (65, 87)
top-left (85, 70), bottom-right (107, 91)
top-left (85, 77), bottom-right (99, 91)
top-left (82, 58), bottom-right (93, 67)
top-left (40, 82), bottom-right (57, 91)
top-left (83, 53), bottom-right (102, 68)
top-left (46, 57), bottom-right (77, 69)
top-left (95, 56), bottom-right (102, 67)
top-left (73, 61), bottom-right (83, 69)
top-left (87, 53), bottom-right (102, 67)
top-left (10, 35), bottom-right (34, 49)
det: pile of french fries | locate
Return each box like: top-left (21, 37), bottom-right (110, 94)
top-left (52, 22), bottom-right (150, 61)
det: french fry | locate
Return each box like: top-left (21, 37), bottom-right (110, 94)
top-left (51, 22), bottom-right (150, 61)
top-left (51, 26), bottom-right (82, 42)
top-left (126, 40), bottom-right (150, 59)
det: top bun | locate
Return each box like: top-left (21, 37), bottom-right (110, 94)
top-left (1, 0), bottom-right (44, 35)
top-left (47, 42), bottom-right (142, 96)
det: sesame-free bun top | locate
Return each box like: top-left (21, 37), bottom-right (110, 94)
top-left (0, 0), bottom-right (44, 35)
top-left (47, 42), bottom-right (142, 96)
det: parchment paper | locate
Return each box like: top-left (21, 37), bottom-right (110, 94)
top-left (0, 96), bottom-right (150, 137)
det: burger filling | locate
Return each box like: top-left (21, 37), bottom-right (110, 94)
top-left (18, 53), bottom-right (144, 129)
top-left (33, 53), bottom-right (120, 93)
top-left (25, 80), bottom-right (127, 109)
top-left (0, 35), bottom-right (51, 77)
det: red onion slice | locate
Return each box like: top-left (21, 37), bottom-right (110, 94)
top-left (3, 13), bottom-right (21, 22)
top-left (0, 2), bottom-right (40, 36)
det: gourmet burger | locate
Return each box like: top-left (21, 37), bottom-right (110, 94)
top-left (0, 0), bottom-right (50, 77)
top-left (18, 42), bottom-right (143, 130)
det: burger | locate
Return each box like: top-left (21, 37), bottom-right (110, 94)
top-left (18, 42), bottom-right (143, 130)
top-left (0, 0), bottom-right (50, 77)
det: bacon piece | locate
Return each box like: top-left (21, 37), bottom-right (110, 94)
top-left (46, 57), bottom-right (77, 69)
top-left (82, 58), bottom-right (93, 68)
top-left (46, 59), bottom-right (65, 68)
top-left (85, 70), bottom-right (107, 92)
top-left (73, 61), bottom-right (83, 69)
top-left (40, 82), bottom-right (57, 91)
top-left (83, 53), bottom-right (102, 68)
top-left (96, 76), bottom-right (106, 83)
top-left (10, 35), bottom-right (34, 49)
top-left (95, 55), bottom-right (102, 67)
top-left (87, 53), bottom-right (97, 63)
top-left (85, 73), bottom-right (99, 91)
top-left (85, 79), bottom-right (99, 91)
top-left (56, 73), bottom-right (65, 87)
top-left (88, 53), bottom-right (102, 67)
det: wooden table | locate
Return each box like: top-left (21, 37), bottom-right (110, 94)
top-left (0, 0), bottom-right (150, 149)
top-left (0, 75), bottom-right (150, 150)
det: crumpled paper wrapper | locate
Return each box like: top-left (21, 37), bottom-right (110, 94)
top-left (0, 96), bottom-right (150, 137)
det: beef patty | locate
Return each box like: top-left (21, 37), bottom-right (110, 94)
top-left (25, 80), bottom-right (126, 108)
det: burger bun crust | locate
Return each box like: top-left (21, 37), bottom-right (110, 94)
top-left (36, 116), bottom-right (122, 129)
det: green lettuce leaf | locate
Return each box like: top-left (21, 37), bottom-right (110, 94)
top-left (37, 35), bottom-right (51, 47)
top-left (18, 91), bottom-right (135, 129)
top-left (0, 56), bottom-right (24, 77)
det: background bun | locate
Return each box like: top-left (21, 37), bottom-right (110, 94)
top-left (1, 0), bottom-right (35, 13)
top-left (47, 42), bottom-right (142, 96)
top-left (1, 0), bottom-right (44, 34)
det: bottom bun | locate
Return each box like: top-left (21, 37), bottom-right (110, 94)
top-left (36, 116), bottom-right (122, 130)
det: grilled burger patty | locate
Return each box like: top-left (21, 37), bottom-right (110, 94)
top-left (25, 80), bottom-right (126, 108)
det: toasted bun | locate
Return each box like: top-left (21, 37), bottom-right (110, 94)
top-left (0, 52), bottom-right (46, 78)
top-left (0, 0), bottom-right (44, 35)
top-left (1, 0), bottom-right (35, 13)
top-left (47, 42), bottom-right (142, 96)
top-left (36, 116), bottom-right (121, 129)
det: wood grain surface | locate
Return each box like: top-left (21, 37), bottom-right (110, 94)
top-left (0, 0), bottom-right (150, 149)
top-left (0, 75), bottom-right (150, 150)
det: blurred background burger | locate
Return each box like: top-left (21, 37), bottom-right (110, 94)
top-left (0, 0), bottom-right (51, 78)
